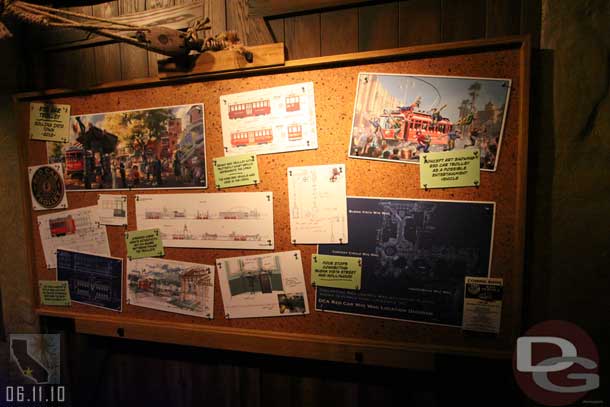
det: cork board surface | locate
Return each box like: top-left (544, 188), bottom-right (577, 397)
top-left (20, 45), bottom-right (526, 354)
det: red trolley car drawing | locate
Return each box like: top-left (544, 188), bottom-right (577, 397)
top-left (230, 129), bottom-right (273, 147)
top-left (285, 95), bottom-right (300, 112)
top-left (378, 111), bottom-right (453, 145)
top-left (49, 215), bottom-right (76, 237)
top-left (228, 100), bottom-right (271, 119)
top-left (287, 124), bottom-right (303, 141)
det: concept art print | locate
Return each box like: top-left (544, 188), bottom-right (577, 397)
top-left (348, 73), bottom-right (510, 170)
top-left (47, 103), bottom-right (207, 190)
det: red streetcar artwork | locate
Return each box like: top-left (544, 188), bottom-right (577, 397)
top-left (228, 100), bottom-right (271, 119)
top-left (285, 95), bottom-right (300, 112)
top-left (49, 215), bottom-right (76, 237)
top-left (287, 124), bottom-right (302, 141)
top-left (377, 111), bottom-right (453, 145)
top-left (230, 129), bottom-right (273, 147)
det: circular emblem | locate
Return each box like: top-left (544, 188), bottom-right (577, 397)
top-left (513, 320), bottom-right (599, 406)
top-left (31, 166), bottom-right (65, 209)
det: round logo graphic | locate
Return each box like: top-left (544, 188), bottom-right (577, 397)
top-left (31, 166), bottom-right (65, 209)
top-left (513, 320), bottom-right (599, 406)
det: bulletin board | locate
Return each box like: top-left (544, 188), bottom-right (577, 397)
top-left (15, 36), bottom-right (530, 369)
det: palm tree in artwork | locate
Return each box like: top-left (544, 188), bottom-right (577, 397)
top-left (468, 82), bottom-right (482, 110)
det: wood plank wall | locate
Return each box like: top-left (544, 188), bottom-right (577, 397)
top-left (18, 0), bottom-right (536, 91)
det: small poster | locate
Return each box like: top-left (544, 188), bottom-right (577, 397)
top-left (135, 192), bottom-right (274, 250)
top-left (311, 254), bottom-right (362, 290)
top-left (217, 250), bottom-right (309, 318)
top-left (29, 102), bottom-right (70, 143)
top-left (37, 206), bottom-right (110, 269)
top-left (97, 194), bottom-right (127, 225)
top-left (127, 258), bottom-right (215, 318)
top-left (220, 82), bottom-right (318, 156)
top-left (316, 196), bottom-right (495, 327)
top-left (125, 228), bottom-right (165, 260)
top-left (213, 154), bottom-right (260, 188)
top-left (419, 149), bottom-right (481, 189)
top-left (348, 73), bottom-right (510, 171)
top-left (56, 249), bottom-right (123, 311)
top-left (462, 277), bottom-right (503, 333)
top-left (287, 164), bottom-right (348, 244)
top-left (47, 103), bottom-right (207, 190)
top-left (38, 280), bottom-right (71, 306)
top-left (28, 164), bottom-right (68, 211)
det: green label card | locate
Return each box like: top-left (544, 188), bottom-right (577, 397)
top-left (29, 102), bottom-right (71, 143)
top-left (39, 280), bottom-right (71, 306)
top-left (126, 228), bottom-right (165, 260)
top-left (311, 254), bottom-right (362, 290)
top-left (213, 154), bottom-right (260, 188)
top-left (420, 149), bottom-right (481, 189)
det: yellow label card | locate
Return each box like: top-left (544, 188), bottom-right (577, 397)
top-left (213, 154), bottom-right (260, 188)
top-left (39, 280), bottom-right (71, 306)
top-left (311, 254), bottom-right (362, 290)
top-left (420, 149), bottom-right (481, 189)
top-left (126, 228), bottom-right (165, 260)
top-left (29, 102), bottom-right (71, 143)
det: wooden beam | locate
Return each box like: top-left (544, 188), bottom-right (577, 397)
top-left (14, 35), bottom-right (530, 100)
top-left (157, 43), bottom-right (285, 78)
top-left (248, 0), bottom-right (375, 17)
top-left (72, 313), bottom-right (441, 369)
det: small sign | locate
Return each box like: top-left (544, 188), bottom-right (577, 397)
top-left (28, 164), bottom-right (68, 211)
top-left (420, 149), bottom-right (480, 189)
top-left (125, 228), bottom-right (164, 260)
top-left (29, 102), bottom-right (70, 143)
top-left (38, 280), bottom-right (71, 306)
top-left (311, 254), bottom-right (362, 290)
top-left (213, 154), bottom-right (260, 188)
top-left (462, 277), bottom-right (503, 333)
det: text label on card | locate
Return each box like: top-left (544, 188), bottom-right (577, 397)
top-left (420, 149), bottom-right (481, 189)
top-left (311, 254), bottom-right (362, 290)
top-left (29, 102), bottom-right (71, 143)
top-left (126, 229), bottom-right (165, 260)
top-left (213, 154), bottom-right (260, 188)
top-left (39, 280), bottom-right (71, 306)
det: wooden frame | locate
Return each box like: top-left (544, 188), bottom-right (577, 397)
top-left (15, 36), bottom-right (530, 370)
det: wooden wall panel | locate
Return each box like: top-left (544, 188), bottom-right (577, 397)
top-left (285, 14), bottom-right (321, 59)
top-left (321, 9), bottom-right (358, 56)
top-left (486, 0), bottom-right (521, 38)
top-left (92, 1), bottom-right (123, 84)
top-left (398, 0), bottom-right (442, 46)
top-left (205, 0), bottom-right (228, 36)
top-left (226, 0), bottom-right (274, 45)
top-left (267, 18), bottom-right (285, 42)
top-left (441, 0), bottom-right (486, 42)
top-left (358, 2), bottom-right (398, 51)
top-left (146, 0), bottom-right (176, 77)
top-left (119, 0), bottom-right (150, 80)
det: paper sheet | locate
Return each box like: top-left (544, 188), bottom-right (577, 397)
top-left (216, 250), bottom-right (309, 318)
top-left (56, 249), bottom-right (123, 311)
top-left (135, 192), bottom-right (274, 249)
top-left (127, 258), bottom-right (215, 318)
top-left (462, 277), bottom-right (503, 333)
top-left (316, 196), bottom-right (495, 327)
top-left (97, 194), bottom-right (128, 225)
top-left (37, 206), bottom-right (110, 269)
top-left (220, 82), bottom-right (318, 156)
top-left (287, 164), bottom-right (348, 244)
